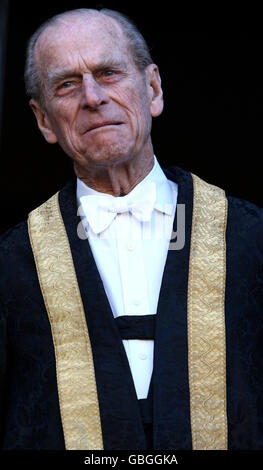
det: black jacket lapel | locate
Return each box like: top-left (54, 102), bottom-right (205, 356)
top-left (58, 179), bottom-right (146, 450)
top-left (153, 167), bottom-right (193, 449)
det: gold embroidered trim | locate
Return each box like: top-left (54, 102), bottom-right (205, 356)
top-left (188, 174), bottom-right (228, 450)
top-left (28, 192), bottom-right (103, 450)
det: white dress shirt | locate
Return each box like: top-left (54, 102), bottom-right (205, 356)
top-left (77, 157), bottom-right (178, 399)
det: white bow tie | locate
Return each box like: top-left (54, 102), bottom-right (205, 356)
top-left (80, 182), bottom-right (157, 234)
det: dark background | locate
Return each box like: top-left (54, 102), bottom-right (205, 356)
top-left (1, 1), bottom-right (263, 234)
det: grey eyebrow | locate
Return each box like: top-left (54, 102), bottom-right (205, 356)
top-left (47, 68), bottom-right (81, 89)
top-left (95, 58), bottom-right (127, 70)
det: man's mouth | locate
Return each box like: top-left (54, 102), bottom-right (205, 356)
top-left (87, 121), bottom-right (123, 133)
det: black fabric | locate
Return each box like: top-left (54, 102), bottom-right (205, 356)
top-left (0, 300), bottom-right (7, 445)
top-left (113, 313), bottom-right (155, 448)
top-left (225, 195), bottom-right (263, 449)
top-left (0, 223), bottom-right (65, 449)
top-left (114, 315), bottom-right (156, 340)
top-left (138, 382), bottom-right (154, 450)
top-left (153, 166), bottom-right (193, 450)
top-left (114, 313), bottom-right (155, 448)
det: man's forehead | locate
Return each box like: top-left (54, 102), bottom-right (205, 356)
top-left (36, 13), bottom-right (126, 65)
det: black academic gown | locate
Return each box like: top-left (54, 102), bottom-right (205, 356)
top-left (1, 166), bottom-right (263, 450)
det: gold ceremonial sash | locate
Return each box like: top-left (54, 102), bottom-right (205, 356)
top-left (28, 192), bottom-right (103, 450)
top-left (188, 174), bottom-right (228, 449)
top-left (28, 174), bottom-right (227, 450)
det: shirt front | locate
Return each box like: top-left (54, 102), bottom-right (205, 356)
top-left (77, 157), bottom-right (178, 399)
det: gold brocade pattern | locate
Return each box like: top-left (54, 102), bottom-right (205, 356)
top-left (188, 174), bottom-right (228, 450)
top-left (28, 193), bottom-right (103, 450)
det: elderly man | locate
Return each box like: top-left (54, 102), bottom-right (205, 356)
top-left (0, 8), bottom-right (263, 451)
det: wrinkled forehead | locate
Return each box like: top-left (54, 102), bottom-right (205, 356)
top-left (35, 13), bottom-right (130, 74)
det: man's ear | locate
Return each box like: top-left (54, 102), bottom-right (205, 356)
top-left (29, 99), bottom-right (58, 144)
top-left (145, 64), bottom-right (164, 118)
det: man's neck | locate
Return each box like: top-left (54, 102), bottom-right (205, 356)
top-left (74, 152), bottom-right (155, 196)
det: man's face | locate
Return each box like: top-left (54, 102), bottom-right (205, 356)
top-left (31, 14), bottom-right (163, 170)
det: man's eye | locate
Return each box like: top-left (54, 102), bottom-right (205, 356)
top-left (104, 70), bottom-right (115, 77)
top-left (61, 81), bottom-right (73, 88)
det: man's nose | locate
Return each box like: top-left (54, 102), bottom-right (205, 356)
top-left (81, 75), bottom-right (109, 109)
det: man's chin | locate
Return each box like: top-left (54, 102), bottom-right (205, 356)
top-left (78, 144), bottom-right (135, 167)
